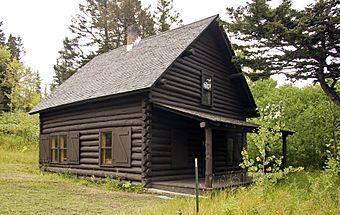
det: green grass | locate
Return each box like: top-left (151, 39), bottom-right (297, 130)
top-left (0, 136), bottom-right (339, 214)
top-left (0, 143), bottom-right (160, 214)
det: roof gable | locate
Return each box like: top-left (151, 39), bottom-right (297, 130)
top-left (31, 15), bottom-right (218, 114)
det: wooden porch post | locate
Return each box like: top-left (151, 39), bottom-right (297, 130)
top-left (282, 132), bottom-right (287, 170)
top-left (201, 122), bottom-right (213, 188)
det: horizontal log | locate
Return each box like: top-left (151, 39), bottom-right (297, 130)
top-left (150, 150), bottom-right (172, 156)
top-left (150, 156), bottom-right (171, 164)
top-left (80, 134), bottom-right (99, 141)
top-left (43, 119), bottom-right (142, 133)
top-left (45, 166), bottom-right (141, 181)
top-left (80, 152), bottom-right (99, 158)
top-left (43, 112), bottom-right (142, 129)
top-left (42, 98), bottom-right (141, 121)
top-left (132, 147), bottom-right (142, 153)
top-left (81, 140), bottom-right (98, 146)
top-left (131, 160), bottom-right (142, 167)
top-left (132, 153), bottom-right (142, 160)
top-left (80, 146), bottom-right (99, 152)
top-left (150, 144), bottom-right (171, 152)
top-left (132, 139), bottom-right (142, 147)
top-left (131, 133), bottom-right (142, 139)
top-left (80, 158), bottom-right (98, 164)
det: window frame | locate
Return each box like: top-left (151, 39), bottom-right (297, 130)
top-left (99, 128), bottom-right (114, 166)
top-left (201, 71), bottom-right (214, 106)
top-left (49, 132), bottom-right (68, 164)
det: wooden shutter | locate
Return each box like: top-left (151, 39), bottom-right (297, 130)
top-left (112, 127), bottom-right (131, 167)
top-left (172, 129), bottom-right (188, 168)
top-left (67, 132), bottom-right (80, 164)
top-left (39, 134), bottom-right (50, 163)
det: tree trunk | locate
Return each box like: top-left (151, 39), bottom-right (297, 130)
top-left (317, 71), bottom-right (340, 107)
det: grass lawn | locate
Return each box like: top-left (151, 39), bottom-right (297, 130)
top-left (0, 146), bottom-right (164, 214)
top-left (0, 143), bottom-right (339, 215)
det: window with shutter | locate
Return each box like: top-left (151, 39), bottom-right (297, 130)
top-left (49, 133), bottom-right (71, 164)
top-left (112, 127), bottom-right (132, 167)
top-left (99, 127), bottom-right (132, 167)
top-left (39, 134), bottom-right (50, 163)
top-left (100, 131), bottom-right (113, 165)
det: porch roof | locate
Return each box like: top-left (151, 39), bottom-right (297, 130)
top-left (153, 103), bottom-right (260, 130)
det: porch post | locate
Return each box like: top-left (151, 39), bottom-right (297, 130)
top-left (282, 132), bottom-right (287, 170)
top-left (203, 123), bottom-right (213, 188)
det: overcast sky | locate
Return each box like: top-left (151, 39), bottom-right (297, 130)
top-left (0, 0), bottom-right (314, 89)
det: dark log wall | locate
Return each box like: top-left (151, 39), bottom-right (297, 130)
top-left (150, 108), bottom-right (204, 182)
top-left (152, 28), bottom-right (246, 120)
top-left (40, 95), bottom-right (143, 183)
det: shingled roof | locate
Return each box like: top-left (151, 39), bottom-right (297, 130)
top-left (31, 15), bottom-right (218, 114)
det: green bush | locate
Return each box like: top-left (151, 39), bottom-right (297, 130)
top-left (0, 111), bottom-right (39, 149)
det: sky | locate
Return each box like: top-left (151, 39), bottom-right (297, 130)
top-left (0, 0), bottom-right (314, 89)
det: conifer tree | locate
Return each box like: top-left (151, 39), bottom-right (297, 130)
top-left (154, 0), bottom-right (182, 32)
top-left (226, 0), bottom-right (340, 106)
top-left (51, 37), bottom-right (80, 90)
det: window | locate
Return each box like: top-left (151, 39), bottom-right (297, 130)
top-left (226, 133), bottom-right (244, 166)
top-left (100, 132), bottom-right (113, 165)
top-left (99, 128), bottom-right (132, 167)
top-left (202, 73), bottom-right (213, 106)
top-left (50, 134), bottom-right (68, 163)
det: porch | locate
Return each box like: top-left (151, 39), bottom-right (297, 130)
top-left (151, 171), bottom-right (252, 195)
top-left (149, 104), bottom-right (291, 194)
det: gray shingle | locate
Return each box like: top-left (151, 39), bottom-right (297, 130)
top-left (31, 15), bottom-right (217, 113)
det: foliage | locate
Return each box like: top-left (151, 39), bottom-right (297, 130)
top-left (248, 78), bottom-right (340, 169)
top-left (226, 0), bottom-right (340, 107)
top-left (241, 107), bottom-right (303, 183)
top-left (0, 22), bottom-right (41, 112)
top-left (105, 176), bottom-right (143, 193)
top-left (69, 0), bottom-right (155, 54)
top-left (154, 0), bottom-right (182, 32)
top-left (51, 37), bottom-right (81, 91)
top-left (138, 172), bottom-right (339, 214)
top-left (0, 111), bottom-right (39, 149)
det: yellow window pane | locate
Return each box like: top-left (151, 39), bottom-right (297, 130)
top-left (101, 132), bottom-right (112, 147)
top-left (51, 136), bottom-right (57, 148)
top-left (101, 148), bottom-right (112, 165)
top-left (60, 135), bottom-right (67, 149)
top-left (60, 149), bottom-right (67, 162)
top-left (51, 149), bottom-right (57, 162)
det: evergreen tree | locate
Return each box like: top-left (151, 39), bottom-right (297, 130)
top-left (0, 21), bottom-right (5, 45)
top-left (226, 0), bottom-right (340, 107)
top-left (69, 0), bottom-right (155, 56)
top-left (154, 0), bottom-right (182, 32)
top-left (51, 37), bottom-right (80, 90)
top-left (6, 34), bottom-right (25, 60)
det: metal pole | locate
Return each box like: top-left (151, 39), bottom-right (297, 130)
top-left (195, 158), bottom-right (199, 214)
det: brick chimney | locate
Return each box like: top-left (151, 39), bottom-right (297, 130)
top-left (126, 24), bottom-right (141, 51)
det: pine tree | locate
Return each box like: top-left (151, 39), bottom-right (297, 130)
top-left (226, 0), bottom-right (340, 107)
top-left (0, 21), bottom-right (5, 45)
top-left (6, 34), bottom-right (25, 60)
top-left (154, 0), bottom-right (182, 32)
top-left (51, 37), bottom-right (80, 90)
top-left (69, 0), bottom-right (155, 56)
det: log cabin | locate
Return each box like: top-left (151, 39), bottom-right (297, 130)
top-left (30, 15), bottom-right (290, 194)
